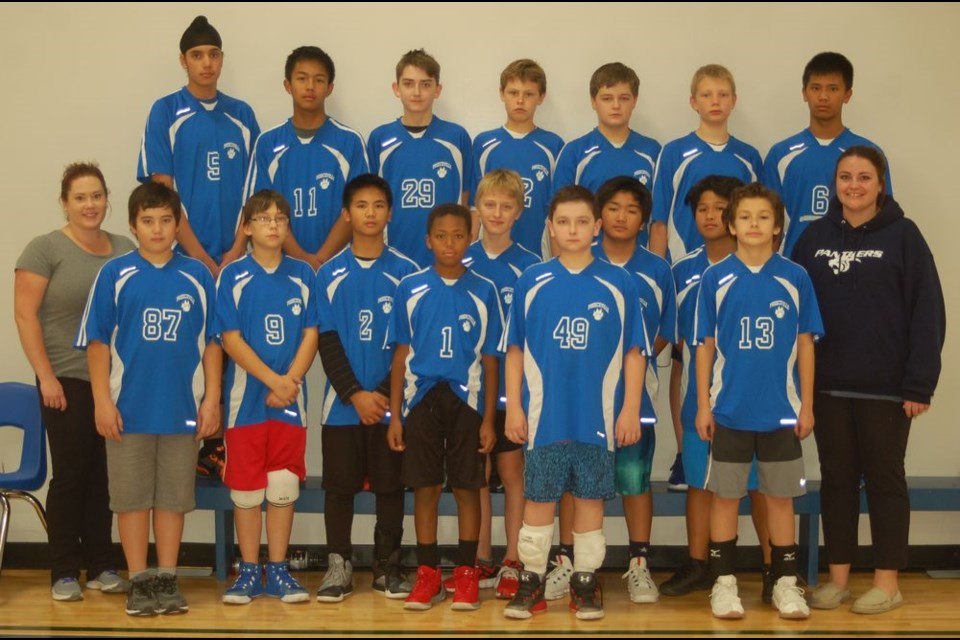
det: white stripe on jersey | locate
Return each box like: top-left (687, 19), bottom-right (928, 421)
top-left (224, 112), bottom-right (254, 158)
top-left (666, 153), bottom-right (699, 260)
top-left (434, 138), bottom-right (465, 195)
top-left (465, 290), bottom-right (488, 410)
top-left (228, 367), bottom-right (247, 429)
top-left (178, 268), bottom-right (210, 410)
top-left (533, 141), bottom-right (559, 175)
top-left (521, 276), bottom-right (554, 449)
top-left (574, 149), bottom-right (601, 185)
top-left (593, 274), bottom-right (626, 452)
top-left (322, 143), bottom-right (351, 181)
top-left (478, 140), bottom-right (501, 174)
top-left (401, 286), bottom-right (430, 416)
top-left (169, 112), bottom-right (196, 153)
top-left (109, 326), bottom-right (123, 403)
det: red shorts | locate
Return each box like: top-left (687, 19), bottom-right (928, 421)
top-left (223, 420), bottom-right (307, 491)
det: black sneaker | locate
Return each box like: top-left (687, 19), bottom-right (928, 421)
top-left (373, 551), bottom-right (412, 599)
top-left (667, 453), bottom-right (688, 491)
top-left (660, 559), bottom-right (713, 596)
top-left (761, 564), bottom-right (774, 604)
top-left (154, 574), bottom-right (189, 614)
top-left (504, 570), bottom-right (546, 619)
top-left (125, 575), bottom-right (158, 616)
top-left (568, 571), bottom-right (604, 620)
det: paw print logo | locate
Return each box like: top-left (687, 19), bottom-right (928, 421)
top-left (535, 170), bottom-right (546, 181)
top-left (320, 178), bottom-right (331, 190)
top-left (775, 306), bottom-right (785, 319)
top-left (503, 291), bottom-right (513, 305)
top-left (180, 300), bottom-right (192, 312)
top-left (593, 308), bottom-right (604, 321)
top-left (437, 167), bottom-right (448, 178)
top-left (462, 320), bottom-right (471, 332)
top-left (226, 148), bottom-right (237, 159)
top-left (291, 303), bottom-right (302, 316)
top-left (382, 301), bottom-right (392, 314)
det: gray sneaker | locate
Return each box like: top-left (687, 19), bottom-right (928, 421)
top-left (317, 553), bottom-right (354, 603)
top-left (87, 570), bottom-right (130, 593)
top-left (153, 574), bottom-right (189, 614)
top-left (51, 577), bottom-right (83, 601)
top-left (125, 576), bottom-right (158, 616)
top-left (373, 552), bottom-right (412, 599)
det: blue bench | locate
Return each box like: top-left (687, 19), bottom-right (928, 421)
top-left (196, 476), bottom-right (960, 584)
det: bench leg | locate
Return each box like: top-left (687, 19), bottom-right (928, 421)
top-left (214, 509), bottom-right (235, 581)
top-left (798, 512), bottom-right (819, 586)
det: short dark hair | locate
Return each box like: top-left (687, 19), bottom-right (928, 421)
top-left (241, 189), bottom-right (291, 225)
top-left (285, 46), bottom-right (335, 82)
top-left (549, 185), bottom-right (598, 221)
top-left (128, 182), bottom-right (181, 226)
top-left (427, 203), bottom-right (471, 234)
top-left (396, 49), bottom-right (440, 82)
top-left (596, 176), bottom-right (652, 224)
top-left (803, 52), bottom-right (853, 90)
top-left (723, 183), bottom-right (785, 243)
top-left (342, 174), bottom-right (392, 210)
top-left (685, 175), bottom-right (746, 209)
top-left (590, 62), bottom-right (639, 98)
top-left (836, 145), bottom-right (888, 208)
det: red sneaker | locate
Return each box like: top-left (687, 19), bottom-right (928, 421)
top-left (450, 565), bottom-right (480, 611)
top-left (404, 566), bottom-right (444, 611)
top-left (496, 558), bottom-right (524, 599)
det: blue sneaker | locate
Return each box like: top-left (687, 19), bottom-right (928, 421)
top-left (223, 562), bottom-right (263, 604)
top-left (266, 561), bottom-right (309, 603)
top-left (667, 453), bottom-right (688, 491)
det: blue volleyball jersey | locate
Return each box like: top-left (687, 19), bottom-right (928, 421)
top-left (672, 246), bottom-right (711, 431)
top-left (368, 117), bottom-right (473, 266)
top-left (216, 255), bottom-right (319, 429)
top-left (505, 259), bottom-right (646, 451)
top-left (468, 127), bottom-right (564, 257)
top-left (243, 118), bottom-right (369, 254)
top-left (694, 253), bottom-right (824, 432)
top-left (388, 267), bottom-right (503, 418)
top-left (762, 128), bottom-right (892, 257)
top-left (138, 88), bottom-right (259, 262)
top-left (593, 243), bottom-right (675, 424)
top-left (463, 241), bottom-right (541, 410)
top-left (76, 252), bottom-right (216, 435)
top-left (316, 246), bottom-right (420, 426)
top-left (652, 132), bottom-right (762, 259)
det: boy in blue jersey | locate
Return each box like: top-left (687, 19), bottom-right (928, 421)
top-left (649, 65), bottom-right (762, 260)
top-left (553, 63), bottom-right (661, 247)
top-left (694, 183), bottom-right (823, 620)
top-left (762, 52), bottom-right (892, 257)
top-left (469, 60), bottom-right (563, 258)
top-left (368, 49), bottom-right (473, 267)
top-left (459, 169), bottom-right (540, 600)
top-left (661, 176), bottom-right (773, 601)
top-left (239, 46), bottom-right (369, 271)
top-left (503, 186), bottom-right (646, 621)
top-left (314, 175), bottom-right (419, 603)
top-left (78, 183), bottom-right (221, 616)
top-left (387, 204), bottom-right (502, 612)
top-left (138, 16), bottom-right (259, 274)
top-left (216, 190), bottom-right (319, 606)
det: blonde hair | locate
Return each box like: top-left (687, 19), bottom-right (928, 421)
top-left (475, 169), bottom-right (525, 211)
top-left (690, 64), bottom-right (736, 96)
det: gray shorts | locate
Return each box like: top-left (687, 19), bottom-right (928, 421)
top-left (706, 424), bottom-right (805, 499)
top-left (106, 433), bottom-right (197, 513)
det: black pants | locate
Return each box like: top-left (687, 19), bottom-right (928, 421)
top-left (813, 394), bottom-right (911, 570)
top-left (40, 377), bottom-right (114, 583)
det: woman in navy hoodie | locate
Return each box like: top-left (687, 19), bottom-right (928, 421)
top-left (792, 146), bottom-right (945, 615)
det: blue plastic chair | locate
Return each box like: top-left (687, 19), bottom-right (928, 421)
top-left (0, 382), bottom-right (48, 578)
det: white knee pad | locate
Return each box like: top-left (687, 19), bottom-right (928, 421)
top-left (230, 488), bottom-right (265, 510)
top-left (573, 529), bottom-right (606, 573)
top-left (265, 469), bottom-right (299, 506)
top-left (517, 522), bottom-right (554, 576)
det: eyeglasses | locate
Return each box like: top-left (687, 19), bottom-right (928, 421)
top-left (250, 215), bottom-right (290, 226)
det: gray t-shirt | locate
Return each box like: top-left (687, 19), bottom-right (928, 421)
top-left (16, 230), bottom-right (136, 380)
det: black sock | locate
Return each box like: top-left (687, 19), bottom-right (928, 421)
top-left (458, 539), bottom-right (479, 567)
top-left (629, 540), bottom-right (650, 559)
top-left (417, 542), bottom-right (439, 568)
top-left (324, 492), bottom-right (355, 558)
top-left (558, 543), bottom-right (574, 560)
top-left (770, 543), bottom-right (798, 581)
top-left (708, 537), bottom-right (738, 579)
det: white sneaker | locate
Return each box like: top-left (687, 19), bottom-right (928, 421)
top-left (710, 575), bottom-right (744, 619)
top-left (772, 575), bottom-right (810, 619)
top-left (543, 554), bottom-right (573, 600)
top-left (622, 556), bottom-right (659, 603)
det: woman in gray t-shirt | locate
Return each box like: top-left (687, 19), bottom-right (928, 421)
top-left (14, 163), bottom-right (135, 601)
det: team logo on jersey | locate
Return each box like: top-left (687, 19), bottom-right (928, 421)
top-left (378, 295), bottom-right (394, 314)
top-left (769, 300), bottom-right (791, 319)
top-left (502, 287), bottom-right (514, 306)
top-left (432, 161), bottom-right (452, 179)
top-left (316, 172), bottom-right (335, 190)
top-left (176, 294), bottom-right (195, 312)
top-left (532, 164), bottom-right (549, 182)
top-left (814, 248), bottom-right (884, 275)
top-left (588, 302), bottom-right (610, 321)
top-left (287, 297), bottom-right (303, 316)
top-left (633, 169), bottom-right (652, 185)
top-left (223, 142), bottom-right (240, 160)
top-left (458, 313), bottom-right (476, 332)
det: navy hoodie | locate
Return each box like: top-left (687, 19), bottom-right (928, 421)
top-left (791, 196), bottom-right (945, 403)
